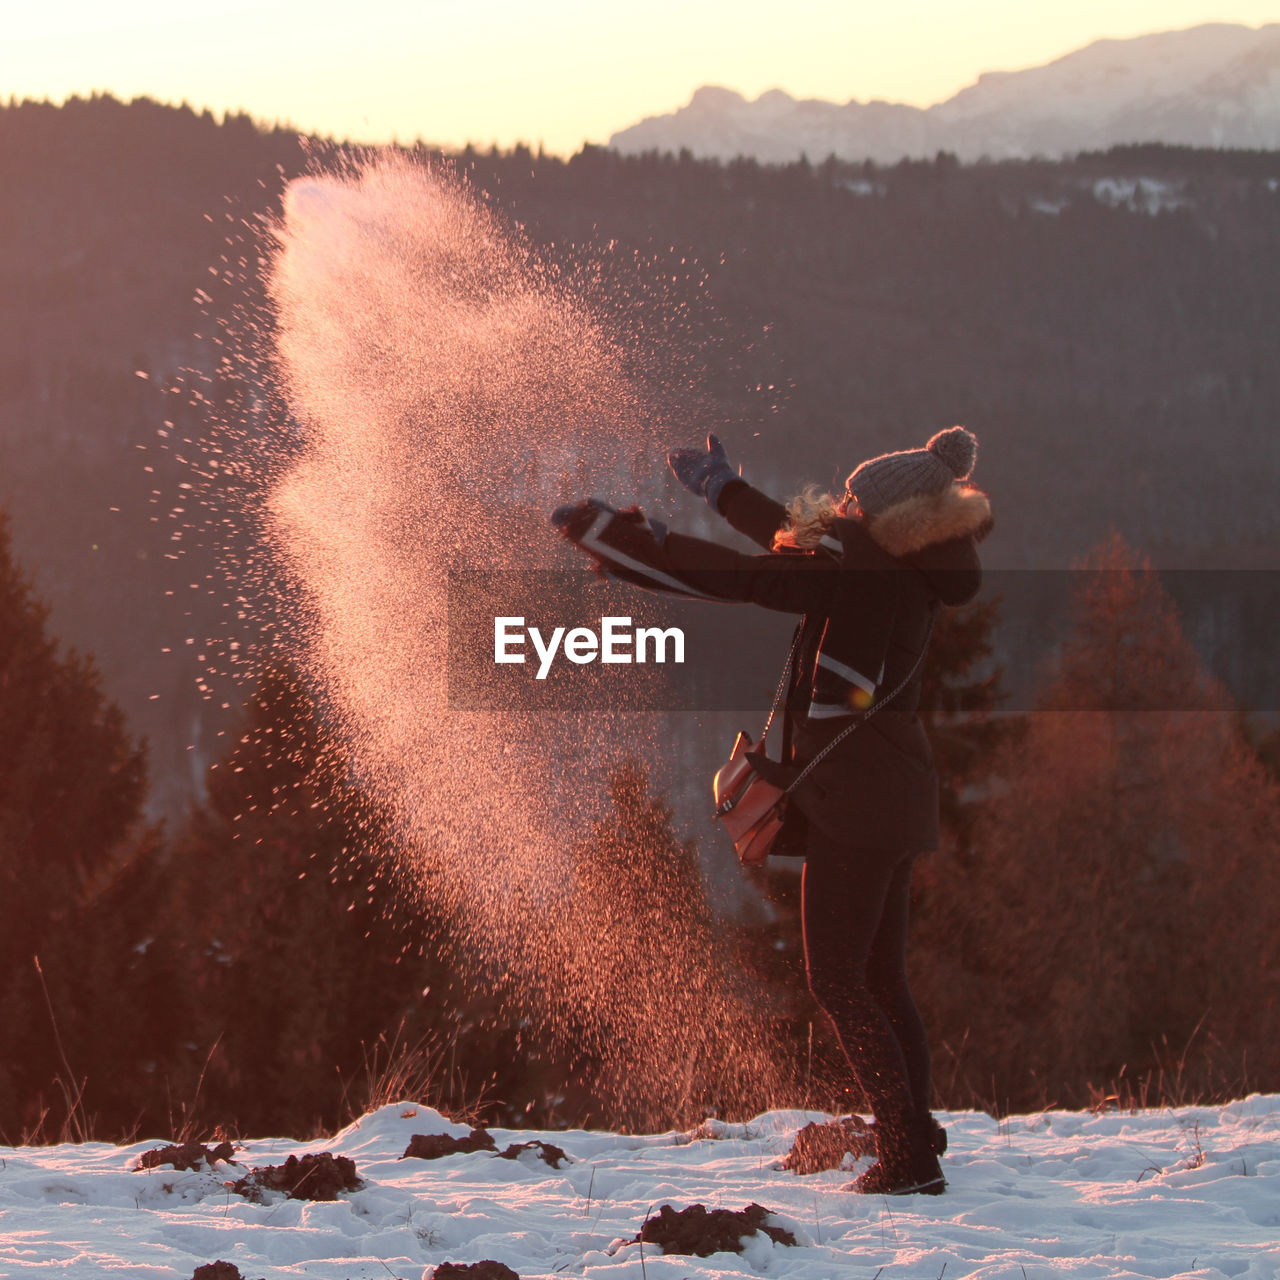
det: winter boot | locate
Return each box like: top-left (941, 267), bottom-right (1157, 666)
top-left (869, 1114), bottom-right (947, 1157)
top-left (847, 1120), bottom-right (945, 1196)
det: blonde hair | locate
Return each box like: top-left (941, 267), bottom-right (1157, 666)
top-left (772, 484), bottom-right (842, 551)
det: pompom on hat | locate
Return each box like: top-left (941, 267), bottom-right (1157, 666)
top-left (844, 426), bottom-right (978, 517)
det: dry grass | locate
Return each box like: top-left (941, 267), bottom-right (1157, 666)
top-left (337, 1021), bottom-right (498, 1131)
top-left (3, 999), bottom-right (1267, 1147)
top-left (24, 957), bottom-right (90, 1146)
top-left (931, 1014), bottom-right (1256, 1121)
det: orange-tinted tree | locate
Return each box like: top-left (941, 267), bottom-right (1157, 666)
top-left (162, 663), bottom-right (464, 1136)
top-left (0, 512), bottom-right (166, 1139)
top-left (921, 534), bottom-right (1280, 1110)
top-left (553, 759), bottom-right (783, 1128)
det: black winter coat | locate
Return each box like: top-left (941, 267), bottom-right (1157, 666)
top-left (662, 479), bottom-right (992, 852)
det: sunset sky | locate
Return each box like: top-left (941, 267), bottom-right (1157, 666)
top-left (5, 1), bottom-right (1278, 156)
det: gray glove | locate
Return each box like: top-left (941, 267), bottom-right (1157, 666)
top-left (667, 433), bottom-right (735, 510)
top-left (551, 498), bottom-right (668, 547)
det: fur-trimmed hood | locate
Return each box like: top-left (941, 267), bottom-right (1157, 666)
top-left (862, 483), bottom-right (993, 558)
top-left (828, 482), bottom-right (992, 608)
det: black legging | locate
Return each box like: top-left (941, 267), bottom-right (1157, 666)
top-left (802, 839), bottom-right (932, 1141)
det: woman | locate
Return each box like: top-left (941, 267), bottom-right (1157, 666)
top-left (553, 426), bottom-right (992, 1196)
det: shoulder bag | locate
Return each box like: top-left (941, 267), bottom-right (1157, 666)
top-left (713, 611), bottom-right (936, 867)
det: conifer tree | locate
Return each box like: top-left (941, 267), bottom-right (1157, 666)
top-left (916, 595), bottom-right (1009, 857)
top-left (926, 534), bottom-right (1280, 1109)
top-left (555, 759), bottom-right (781, 1128)
top-left (164, 661), bottom-right (456, 1136)
top-left (0, 512), bottom-right (159, 1139)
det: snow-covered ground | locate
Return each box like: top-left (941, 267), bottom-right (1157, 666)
top-left (2, 1096), bottom-right (1278, 1279)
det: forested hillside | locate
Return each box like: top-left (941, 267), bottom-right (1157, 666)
top-left (2, 93), bottom-right (1278, 811)
top-left (2, 96), bottom-right (1279, 1140)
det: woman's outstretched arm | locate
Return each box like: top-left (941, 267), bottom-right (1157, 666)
top-left (667, 434), bottom-right (789, 551)
top-left (714, 479), bottom-right (789, 551)
top-left (552, 497), bottom-right (841, 617)
top-left (661, 528), bottom-right (860, 619)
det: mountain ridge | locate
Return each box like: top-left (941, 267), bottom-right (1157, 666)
top-left (610, 23), bottom-right (1280, 162)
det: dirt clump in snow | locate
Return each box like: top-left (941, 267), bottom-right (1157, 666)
top-left (137, 1141), bottom-right (237, 1172)
top-left (190, 1263), bottom-right (262, 1280)
top-left (402, 1127), bottom-right (498, 1159)
top-left (431, 1263), bottom-right (519, 1280)
top-left (636, 1202), bottom-right (796, 1256)
top-left (778, 1116), bottom-right (875, 1173)
top-left (498, 1140), bottom-right (569, 1168)
top-left (231, 1152), bottom-right (362, 1202)
top-left (399, 1127), bottom-right (567, 1168)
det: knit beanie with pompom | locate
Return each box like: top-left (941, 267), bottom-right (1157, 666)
top-left (844, 426), bottom-right (978, 517)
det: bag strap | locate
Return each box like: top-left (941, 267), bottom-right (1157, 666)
top-left (758, 625), bottom-right (803, 746)
top-left (783, 605), bottom-right (937, 796)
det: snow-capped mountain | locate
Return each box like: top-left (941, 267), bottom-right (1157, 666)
top-left (609, 23), bottom-right (1280, 163)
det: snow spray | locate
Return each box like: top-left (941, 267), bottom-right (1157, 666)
top-left (229, 151), bottom-right (781, 1126)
